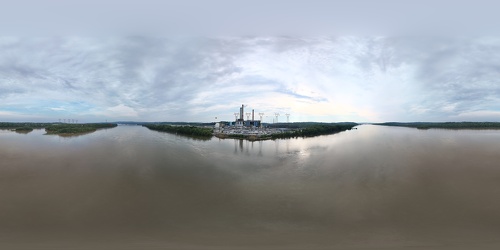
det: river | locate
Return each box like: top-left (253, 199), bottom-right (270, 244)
top-left (1, 125), bottom-right (500, 249)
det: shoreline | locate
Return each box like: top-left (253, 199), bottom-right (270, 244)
top-left (213, 133), bottom-right (271, 141)
top-left (144, 123), bottom-right (358, 141)
top-left (375, 122), bottom-right (500, 130)
top-left (0, 123), bottom-right (118, 136)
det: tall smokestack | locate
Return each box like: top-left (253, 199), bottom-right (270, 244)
top-left (240, 104), bottom-right (244, 120)
top-left (252, 109), bottom-right (254, 121)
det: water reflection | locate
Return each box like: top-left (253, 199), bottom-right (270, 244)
top-left (1, 125), bottom-right (500, 249)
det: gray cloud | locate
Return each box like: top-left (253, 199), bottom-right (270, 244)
top-left (2, 36), bottom-right (500, 122)
top-left (2, 0), bottom-right (500, 36)
top-left (388, 37), bottom-right (500, 120)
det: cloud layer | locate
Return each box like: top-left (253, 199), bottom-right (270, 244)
top-left (1, 36), bottom-right (500, 122)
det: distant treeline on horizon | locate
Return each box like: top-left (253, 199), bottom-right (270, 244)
top-left (375, 122), bottom-right (500, 129)
top-left (0, 122), bottom-right (117, 135)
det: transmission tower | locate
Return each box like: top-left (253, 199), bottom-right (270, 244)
top-left (234, 112), bottom-right (239, 121)
top-left (258, 112), bottom-right (264, 121)
top-left (274, 113), bottom-right (280, 123)
top-left (285, 113), bottom-right (290, 123)
top-left (246, 112), bottom-right (251, 120)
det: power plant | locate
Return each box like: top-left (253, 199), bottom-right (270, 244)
top-left (213, 104), bottom-right (293, 138)
top-left (214, 104), bottom-right (292, 131)
top-left (233, 104), bottom-right (262, 127)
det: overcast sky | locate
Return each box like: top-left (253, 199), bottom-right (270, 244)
top-left (1, 1), bottom-right (500, 122)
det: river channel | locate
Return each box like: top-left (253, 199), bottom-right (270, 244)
top-left (1, 124), bottom-right (499, 249)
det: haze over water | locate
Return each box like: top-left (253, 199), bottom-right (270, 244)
top-left (1, 125), bottom-right (500, 249)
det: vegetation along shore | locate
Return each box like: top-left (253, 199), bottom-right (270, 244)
top-left (143, 124), bottom-right (213, 138)
top-left (375, 122), bottom-right (500, 130)
top-left (0, 122), bottom-right (117, 136)
top-left (45, 123), bottom-right (118, 135)
top-left (145, 122), bottom-right (358, 141)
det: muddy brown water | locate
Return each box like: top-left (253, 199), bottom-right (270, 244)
top-left (1, 125), bottom-right (500, 249)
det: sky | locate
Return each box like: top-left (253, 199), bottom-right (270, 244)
top-left (1, 1), bottom-right (500, 123)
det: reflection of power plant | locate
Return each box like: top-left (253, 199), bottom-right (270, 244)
top-left (235, 104), bottom-right (261, 128)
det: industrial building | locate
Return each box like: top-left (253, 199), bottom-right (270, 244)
top-left (213, 104), bottom-right (291, 139)
top-left (215, 104), bottom-right (262, 129)
top-left (235, 104), bottom-right (261, 128)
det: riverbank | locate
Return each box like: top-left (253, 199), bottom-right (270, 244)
top-left (375, 122), bottom-right (500, 130)
top-left (0, 122), bottom-right (118, 136)
top-left (143, 124), bottom-right (213, 138)
top-left (215, 123), bottom-right (358, 141)
top-left (214, 132), bottom-right (271, 141)
top-left (45, 123), bottom-right (118, 135)
top-left (0, 122), bottom-right (49, 134)
top-left (206, 123), bottom-right (359, 141)
top-left (144, 123), bottom-right (357, 141)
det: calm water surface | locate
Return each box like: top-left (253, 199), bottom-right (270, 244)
top-left (1, 125), bottom-right (500, 249)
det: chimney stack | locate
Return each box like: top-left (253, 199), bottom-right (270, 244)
top-left (240, 104), bottom-right (244, 120)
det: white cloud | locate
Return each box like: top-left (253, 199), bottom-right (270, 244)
top-left (453, 110), bottom-right (500, 121)
top-left (441, 103), bottom-right (458, 112)
top-left (2, 36), bottom-right (500, 122)
top-left (103, 104), bottom-right (139, 118)
top-left (50, 107), bottom-right (66, 111)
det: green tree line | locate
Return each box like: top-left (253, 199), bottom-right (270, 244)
top-left (375, 122), bottom-right (500, 130)
top-left (1, 122), bottom-right (117, 135)
top-left (0, 122), bottom-right (51, 129)
top-left (271, 123), bottom-right (357, 139)
top-left (144, 124), bottom-right (213, 137)
top-left (45, 123), bottom-right (117, 134)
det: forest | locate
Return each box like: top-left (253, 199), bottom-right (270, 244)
top-left (375, 122), bottom-right (500, 130)
top-left (0, 122), bottom-right (117, 135)
top-left (266, 122), bottom-right (357, 129)
top-left (45, 123), bottom-right (118, 135)
top-left (0, 122), bottom-right (51, 129)
top-left (270, 123), bottom-right (358, 139)
top-left (143, 124), bottom-right (213, 138)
